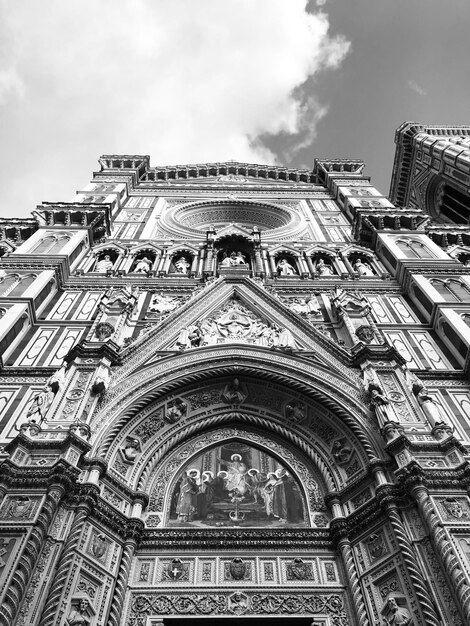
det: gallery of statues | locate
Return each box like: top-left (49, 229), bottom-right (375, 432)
top-left (1, 123), bottom-right (470, 624)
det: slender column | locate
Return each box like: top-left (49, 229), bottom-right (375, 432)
top-left (381, 498), bottom-right (441, 626)
top-left (0, 485), bottom-right (64, 626)
top-left (107, 536), bottom-right (139, 626)
top-left (254, 250), bottom-right (263, 275)
top-left (261, 250), bottom-right (270, 277)
top-left (305, 253), bottom-right (315, 276)
top-left (337, 536), bottom-right (370, 626)
top-left (328, 498), bottom-right (370, 626)
top-left (268, 253), bottom-right (277, 276)
top-left (197, 249), bottom-right (205, 277)
top-left (411, 484), bottom-right (470, 622)
top-left (190, 253), bottom-right (198, 275)
top-left (38, 494), bottom-right (95, 626)
top-left (162, 251), bottom-right (172, 274)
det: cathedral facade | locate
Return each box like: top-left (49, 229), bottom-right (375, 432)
top-left (1, 122), bottom-right (470, 625)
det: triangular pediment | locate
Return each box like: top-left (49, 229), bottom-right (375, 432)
top-left (114, 278), bottom-right (358, 386)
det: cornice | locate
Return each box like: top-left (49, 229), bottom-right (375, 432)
top-left (141, 527), bottom-right (332, 550)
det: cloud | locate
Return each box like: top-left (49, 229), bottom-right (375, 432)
top-left (0, 66), bottom-right (25, 105)
top-left (407, 80), bottom-right (427, 97)
top-left (0, 0), bottom-right (350, 216)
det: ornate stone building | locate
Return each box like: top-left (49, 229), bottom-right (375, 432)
top-left (1, 122), bottom-right (470, 625)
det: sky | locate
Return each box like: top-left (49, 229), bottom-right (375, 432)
top-left (0, 0), bottom-right (469, 218)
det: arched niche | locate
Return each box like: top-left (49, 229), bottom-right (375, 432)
top-left (216, 234), bottom-right (253, 270)
top-left (145, 429), bottom-right (324, 530)
top-left (90, 350), bottom-right (379, 470)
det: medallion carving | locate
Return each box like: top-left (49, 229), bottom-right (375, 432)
top-left (285, 558), bottom-right (314, 581)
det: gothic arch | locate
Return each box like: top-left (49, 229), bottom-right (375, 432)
top-left (91, 349), bottom-right (377, 461)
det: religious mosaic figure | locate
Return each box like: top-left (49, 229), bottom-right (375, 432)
top-left (176, 470), bottom-right (199, 522)
top-left (168, 443), bottom-right (307, 528)
top-left (95, 254), bottom-right (114, 273)
top-left (277, 258), bottom-right (297, 276)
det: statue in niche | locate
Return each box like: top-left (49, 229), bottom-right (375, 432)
top-left (219, 251), bottom-right (248, 267)
top-left (94, 254), bottom-right (114, 273)
top-left (26, 387), bottom-right (54, 424)
top-left (133, 256), bottom-right (152, 273)
top-left (174, 256), bottom-right (191, 274)
top-left (370, 389), bottom-right (396, 428)
top-left (315, 258), bottom-right (334, 276)
top-left (47, 361), bottom-right (67, 394)
top-left (222, 378), bottom-right (248, 404)
top-left (277, 258), bottom-right (297, 276)
top-left (383, 597), bottom-right (413, 626)
top-left (121, 438), bottom-right (141, 464)
top-left (66, 598), bottom-right (92, 626)
top-left (353, 258), bottom-right (374, 276)
top-left (91, 533), bottom-right (107, 560)
top-left (417, 389), bottom-right (452, 430)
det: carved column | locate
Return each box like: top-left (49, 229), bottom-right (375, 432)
top-left (37, 488), bottom-right (97, 626)
top-left (376, 485), bottom-right (441, 626)
top-left (106, 520), bottom-right (143, 626)
top-left (0, 484), bottom-right (65, 626)
top-left (328, 498), bottom-right (370, 626)
top-left (410, 482), bottom-right (470, 622)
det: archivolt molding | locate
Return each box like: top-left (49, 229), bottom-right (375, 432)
top-left (105, 403), bottom-right (364, 492)
top-left (91, 349), bottom-right (376, 461)
top-left (142, 424), bottom-right (327, 528)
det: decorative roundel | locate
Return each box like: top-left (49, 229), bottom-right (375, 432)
top-left (160, 199), bottom-right (305, 239)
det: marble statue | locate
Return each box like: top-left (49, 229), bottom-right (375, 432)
top-left (353, 258), bottom-right (374, 276)
top-left (133, 256), bottom-right (152, 273)
top-left (95, 255), bottom-right (114, 273)
top-left (383, 597), bottom-right (413, 626)
top-left (315, 258), bottom-right (334, 276)
top-left (26, 387), bottom-right (54, 424)
top-left (277, 258), bottom-right (297, 276)
top-left (417, 389), bottom-right (451, 429)
top-left (66, 599), bottom-right (91, 626)
top-left (370, 389), bottom-right (396, 428)
top-left (174, 256), bottom-right (191, 273)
